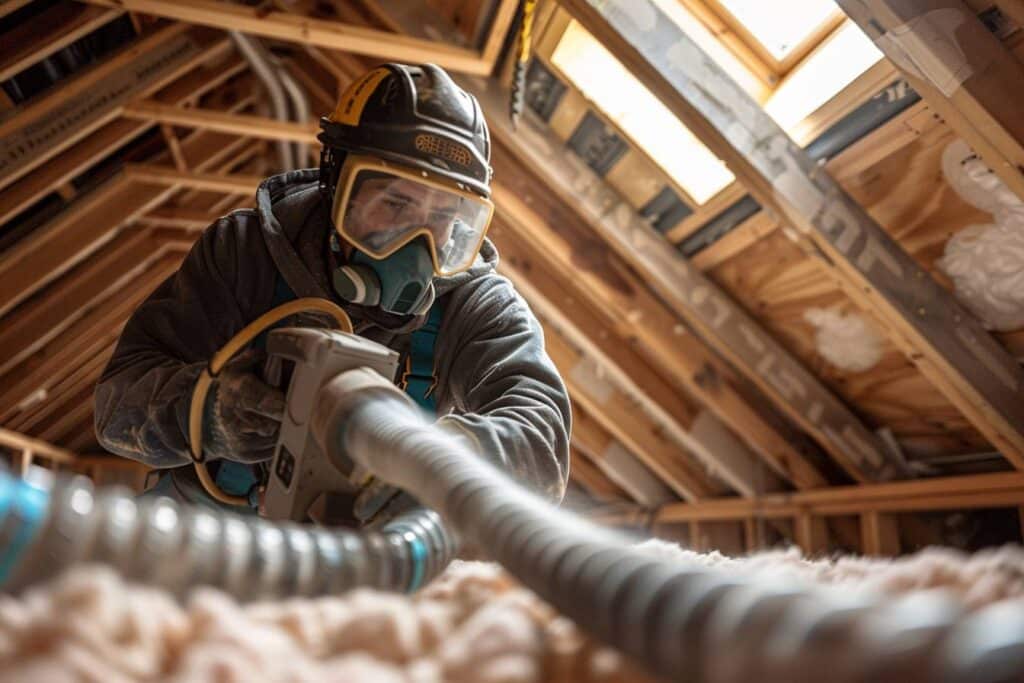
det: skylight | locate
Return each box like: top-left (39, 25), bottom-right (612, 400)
top-left (551, 19), bottom-right (735, 204)
top-left (717, 0), bottom-right (840, 60)
top-left (764, 21), bottom-right (883, 133)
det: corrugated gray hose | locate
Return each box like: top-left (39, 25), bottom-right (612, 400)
top-left (1, 366), bottom-right (1023, 682)
top-left (315, 369), bottom-right (1024, 683)
top-left (0, 471), bottom-right (456, 599)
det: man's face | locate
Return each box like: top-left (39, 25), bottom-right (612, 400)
top-left (347, 176), bottom-right (460, 249)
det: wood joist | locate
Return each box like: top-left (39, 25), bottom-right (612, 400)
top-left (497, 219), bottom-right (786, 498)
top-left (78, 0), bottom-right (518, 75)
top-left (0, 43), bottom-right (246, 226)
top-left (561, 0), bottom-right (1024, 472)
top-left (0, 62), bottom-right (258, 318)
top-left (567, 446), bottom-right (633, 503)
top-left (569, 404), bottom-right (677, 506)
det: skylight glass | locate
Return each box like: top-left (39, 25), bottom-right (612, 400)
top-left (718, 0), bottom-right (840, 59)
top-left (551, 20), bottom-right (735, 204)
top-left (765, 21), bottom-right (883, 133)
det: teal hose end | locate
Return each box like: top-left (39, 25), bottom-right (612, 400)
top-left (405, 532), bottom-right (427, 593)
top-left (0, 470), bottom-right (50, 584)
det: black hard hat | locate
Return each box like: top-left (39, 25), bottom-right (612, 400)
top-left (318, 63), bottom-right (492, 198)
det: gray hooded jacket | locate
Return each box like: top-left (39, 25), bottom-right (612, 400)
top-left (94, 170), bottom-right (570, 501)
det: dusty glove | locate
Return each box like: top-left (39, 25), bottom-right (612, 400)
top-left (201, 350), bottom-right (285, 464)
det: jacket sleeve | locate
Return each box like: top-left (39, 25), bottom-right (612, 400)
top-left (94, 214), bottom-right (270, 467)
top-left (434, 276), bottom-right (571, 502)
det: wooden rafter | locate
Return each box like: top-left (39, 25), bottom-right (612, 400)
top-left (0, 428), bottom-right (76, 468)
top-left (0, 253), bottom-right (186, 423)
top-left (0, 23), bottom-right (211, 191)
top-left (0, 4), bottom-right (124, 83)
top-left (561, 0), bottom-right (1024, 470)
top-left (568, 446), bottom-right (633, 502)
top-left (123, 101), bottom-right (320, 143)
top-left (502, 229), bottom-right (785, 498)
top-left (0, 230), bottom-right (156, 377)
top-left (0, 106), bottom-right (252, 317)
top-left (838, 0), bottom-right (1024, 202)
top-left (653, 470), bottom-right (1024, 520)
top-left (125, 163), bottom-right (263, 195)
top-left (0, 43), bottom-right (243, 226)
top-left (534, 294), bottom-right (720, 501)
top-left (488, 140), bottom-right (829, 489)
top-left (8, 344), bottom-right (116, 434)
top-left (80, 0), bottom-right (515, 75)
top-left (570, 405), bottom-right (678, 506)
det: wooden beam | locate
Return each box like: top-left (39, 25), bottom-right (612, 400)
top-left (0, 428), bottom-right (76, 465)
top-left (569, 448), bottom-right (632, 502)
top-left (0, 254), bottom-right (185, 421)
top-left (838, 0), bottom-right (1024, 202)
top-left (0, 43), bottom-right (242, 226)
top-left (653, 471), bottom-right (1024, 523)
top-left (795, 514), bottom-right (830, 555)
top-left (503, 257), bottom-right (784, 497)
top-left (479, 0), bottom-right (521, 65)
top-left (690, 212), bottom-right (780, 272)
top-left (0, 5), bottom-right (124, 83)
top-left (0, 23), bottom-right (205, 191)
top-left (561, 0), bottom-right (1024, 470)
top-left (488, 157), bottom-right (828, 490)
top-left (124, 164), bottom-right (263, 195)
top-left (0, 0), bottom-right (35, 20)
top-left (861, 510), bottom-right (902, 556)
top-left (539, 300), bottom-right (718, 501)
top-left (8, 344), bottom-right (115, 434)
top-left (0, 229), bottom-right (156, 377)
top-left (123, 101), bottom-right (320, 143)
top-left (35, 386), bottom-right (96, 446)
top-left (81, 0), bottom-right (491, 74)
top-left (0, 176), bottom-right (162, 318)
top-left (0, 125), bottom-right (249, 318)
top-left (470, 77), bottom-right (876, 483)
top-left (137, 206), bottom-right (225, 230)
top-left (666, 182), bottom-right (747, 244)
top-left (570, 409), bottom-right (675, 506)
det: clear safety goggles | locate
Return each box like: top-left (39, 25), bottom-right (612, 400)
top-left (331, 155), bottom-right (494, 276)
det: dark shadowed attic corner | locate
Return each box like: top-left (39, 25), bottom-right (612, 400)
top-left (0, 0), bottom-right (1023, 681)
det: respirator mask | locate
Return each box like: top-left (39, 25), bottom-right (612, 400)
top-left (329, 154), bottom-right (494, 316)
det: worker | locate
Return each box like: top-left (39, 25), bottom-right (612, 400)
top-left (93, 63), bottom-right (571, 514)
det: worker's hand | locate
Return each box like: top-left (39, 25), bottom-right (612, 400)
top-left (202, 350), bottom-right (285, 463)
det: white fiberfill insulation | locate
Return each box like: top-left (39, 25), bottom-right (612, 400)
top-left (938, 139), bottom-right (1024, 332)
top-left (1, 542), bottom-right (1023, 683)
top-left (803, 307), bottom-right (884, 372)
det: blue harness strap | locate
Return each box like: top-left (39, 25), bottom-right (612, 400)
top-left (210, 276), bottom-right (299, 504)
top-left (402, 301), bottom-right (444, 414)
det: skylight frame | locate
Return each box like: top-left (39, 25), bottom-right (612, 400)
top-left (700, 0), bottom-right (843, 76)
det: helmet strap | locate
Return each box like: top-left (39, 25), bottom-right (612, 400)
top-left (318, 146), bottom-right (346, 213)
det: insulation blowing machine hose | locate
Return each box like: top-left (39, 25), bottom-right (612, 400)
top-left (0, 369), bottom-right (1022, 681)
